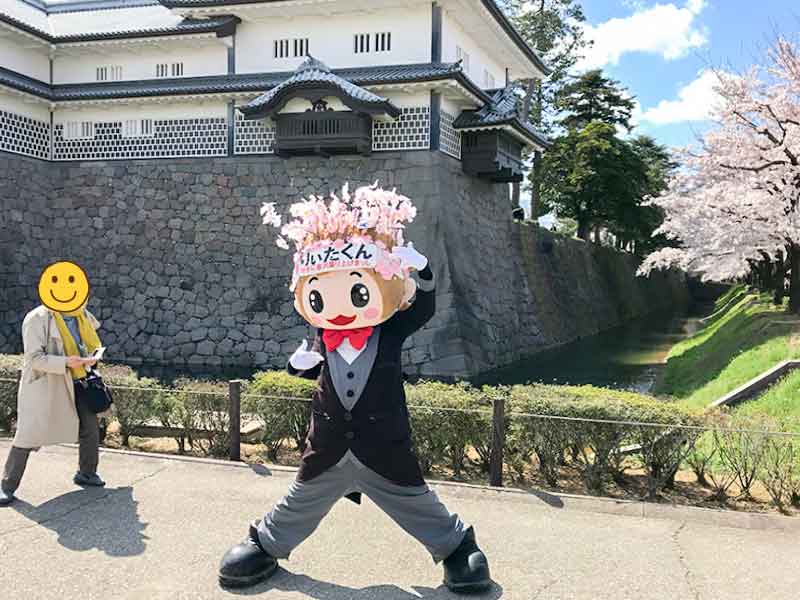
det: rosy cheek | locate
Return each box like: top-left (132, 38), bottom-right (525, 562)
top-left (363, 307), bottom-right (379, 320)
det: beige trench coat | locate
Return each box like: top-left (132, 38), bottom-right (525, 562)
top-left (13, 305), bottom-right (101, 449)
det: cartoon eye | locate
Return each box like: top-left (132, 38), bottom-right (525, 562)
top-left (68, 275), bottom-right (75, 283)
top-left (309, 290), bottom-right (324, 314)
top-left (351, 283), bottom-right (370, 308)
top-left (51, 275), bottom-right (58, 283)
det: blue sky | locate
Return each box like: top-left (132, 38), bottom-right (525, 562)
top-left (576, 0), bottom-right (800, 148)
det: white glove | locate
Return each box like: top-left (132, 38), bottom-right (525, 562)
top-left (289, 339), bottom-right (324, 371)
top-left (392, 242), bottom-right (428, 271)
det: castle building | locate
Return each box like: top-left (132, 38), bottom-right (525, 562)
top-left (1, 0), bottom-right (558, 378)
top-left (0, 0), bottom-right (548, 180)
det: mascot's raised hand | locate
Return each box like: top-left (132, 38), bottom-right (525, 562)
top-left (289, 339), bottom-right (324, 371)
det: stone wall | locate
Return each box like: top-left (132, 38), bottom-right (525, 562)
top-left (0, 150), bottom-right (688, 378)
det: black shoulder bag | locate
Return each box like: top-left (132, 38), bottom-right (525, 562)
top-left (75, 366), bottom-right (114, 414)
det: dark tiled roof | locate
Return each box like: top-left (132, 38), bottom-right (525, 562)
top-left (0, 65), bottom-right (52, 98)
top-left (0, 62), bottom-right (468, 102)
top-left (240, 57), bottom-right (400, 118)
top-left (0, 12), bottom-right (239, 42)
top-left (453, 84), bottom-right (550, 148)
top-left (159, 0), bottom-right (550, 76)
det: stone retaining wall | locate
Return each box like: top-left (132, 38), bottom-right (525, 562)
top-left (0, 150), bottom-right (688, 378)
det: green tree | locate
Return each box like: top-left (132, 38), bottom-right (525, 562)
top-left (556, 69), bottom-right (636, 132)
top-left (499, 1), bottom-right (592, 215)
top-left (540, 121), bottom-right (647, 241)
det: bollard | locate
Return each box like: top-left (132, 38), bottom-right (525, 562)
top-left (228, 380), bottom-right (242, 462)
top-left (489, 396), bottom-right (505, 487)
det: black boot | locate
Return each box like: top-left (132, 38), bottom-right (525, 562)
top-left (0, 488), bottom-right (14, 506)
top-left (218, 521), bottom-right (278, 588)
top-left (443, 527), bottom-right (491, 593)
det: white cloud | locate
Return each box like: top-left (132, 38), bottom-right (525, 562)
top-left (578, 0), bottom-right (709, 71)
top-left (639, 69), bottom-right (722, 125)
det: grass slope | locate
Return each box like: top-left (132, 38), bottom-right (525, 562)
top-left (657, 286), bottom-right (800, 411)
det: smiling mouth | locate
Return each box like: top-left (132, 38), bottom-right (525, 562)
top-left (50, 289), bottom-right (77, 304)
top-left (328, 314), bottom-right (356, 326)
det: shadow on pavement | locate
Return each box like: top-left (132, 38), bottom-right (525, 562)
top-left (527, 489), bottom-right (564, 509)
top-left (226, 569), bottom-right (504, 599)
top-left (10, 486), bottom-right (148, 557)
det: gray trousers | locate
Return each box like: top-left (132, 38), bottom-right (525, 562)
top-left (1, 391), bottom-right (100, 494)
top-left (257, 453), bottom-right (467, 563)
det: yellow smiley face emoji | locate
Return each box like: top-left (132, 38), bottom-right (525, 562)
top-left (38, 261), bottom-right (91, 313)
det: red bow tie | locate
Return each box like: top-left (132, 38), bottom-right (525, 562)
top-left (322, 327), bottom-right (374, 352)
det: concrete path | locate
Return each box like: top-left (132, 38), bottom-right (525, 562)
top-left (1, 440), bottom-right (799, 600)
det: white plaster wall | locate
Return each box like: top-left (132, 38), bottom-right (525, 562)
top-left (382, 89), bottom-right (430, 109)
top-left (53, 100), bottom-right (228, 124)
top-left (441, 11), bottom-right (506, 89)
top-left (52, 42), bottom-right (228, 84)
top-left (0, 36), bottom-right (50, 82)
top-left (0, 90), bottom-right (50, 122)
top-left (236, 7), bottom-right (431, 74)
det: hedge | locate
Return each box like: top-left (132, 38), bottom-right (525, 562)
top-left (1, 352), bottom-right (798, 509)
top-left (507, 385), bottom-right (705, 496)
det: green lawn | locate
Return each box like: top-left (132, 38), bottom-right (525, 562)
top-left (656, 285), bottom-right (800, 412)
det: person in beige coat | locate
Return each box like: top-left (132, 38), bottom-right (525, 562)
top-left (1, 262), bottom-right (106, 506)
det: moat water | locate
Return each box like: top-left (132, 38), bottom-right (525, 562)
top-left (474, 306), bottom-right (709, 394)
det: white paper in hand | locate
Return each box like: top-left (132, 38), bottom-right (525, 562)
top-left (91, 346), bottom-right (106, 360)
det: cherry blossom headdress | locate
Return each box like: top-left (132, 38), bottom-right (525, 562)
top-left (260, 183), bottom-right (418, 290)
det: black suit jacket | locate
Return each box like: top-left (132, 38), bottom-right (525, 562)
top-left (289, 285), bottom-right (435, 487)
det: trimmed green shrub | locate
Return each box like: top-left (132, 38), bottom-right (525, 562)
top-left (103, 366), bottom-right (159, 447)
top-left (173, 378), bottom-right (230, 458)
top-left (244, 371), bottom-right (316, 461)
top-left (0, 355), bottom-right (22, 432)
top-left (508, 384), bottom-right (703, 495)
top-left (406, 381), bottom-right (489, 478)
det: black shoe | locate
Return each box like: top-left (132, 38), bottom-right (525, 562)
top-left (0, 489), bottom-right (14, 506)
top-left (218, 521), bottom-right (278, 588)
top-left (74, 472), bottom-right (105, 487)
top-left (443, 527), bottom-right (491, 593)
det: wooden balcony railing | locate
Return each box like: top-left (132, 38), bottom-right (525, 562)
top-left (273, 111), bottom-right (373, 156)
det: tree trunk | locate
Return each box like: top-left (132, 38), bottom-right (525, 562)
top-left (530, 150), bottom-right (543, 218)
top-left (593, 225), bottom-right (601, 244)
top-left (773, 250), bottom-right (785, 306)
top-left (577, 219), bottom-right (590, 241)
top-left (790, 244), bottom-right (800, 313)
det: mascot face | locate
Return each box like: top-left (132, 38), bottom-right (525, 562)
top-left (294, 267), bottom-right (416, 330)
top-left (260, 183), bottom-right (420, 330)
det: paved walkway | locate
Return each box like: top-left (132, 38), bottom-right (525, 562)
top-left (1, 440), bottom-right (800, 600)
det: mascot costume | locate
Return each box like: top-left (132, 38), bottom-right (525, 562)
top-left (218, 184), bottom-right (491, 593)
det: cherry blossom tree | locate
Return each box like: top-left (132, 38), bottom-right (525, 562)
top-left (640, 38), bottom-right (800, 312)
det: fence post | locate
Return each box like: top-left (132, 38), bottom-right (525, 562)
top-left (228, 380), bottom-right (242, 462)
top-left (489, 396), bottom-right (505, 487)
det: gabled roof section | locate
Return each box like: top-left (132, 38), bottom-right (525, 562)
top-left (453, 84), bottom-right (550, 148)
top-left (239, 57), bottom-right (401, 120)
top-left (0, 61), bottom-right (470, 102)
top-left (0, 1), bottom-right (238, 42)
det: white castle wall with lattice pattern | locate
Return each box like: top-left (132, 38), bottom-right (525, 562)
top-left (0, 103), bottom-right (445, 161)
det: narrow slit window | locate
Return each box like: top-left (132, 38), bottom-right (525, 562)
top-left (171, 62), bottom-right (184, 77)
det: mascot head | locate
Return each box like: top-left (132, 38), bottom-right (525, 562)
top-left (261, 184), bottom-right (419, 330)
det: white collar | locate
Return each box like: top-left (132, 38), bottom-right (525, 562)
top-left (336, 337), bottom-right (366, 365)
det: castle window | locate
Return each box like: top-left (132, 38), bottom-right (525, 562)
top-left (355, 32), bottom-right (391, 54)
top-left (294, 38), bottom-right (309, 57)
top-left (156, 63), bottom-right (169, 77)
top-left (122, 119), bottom-right (155, 138)
top-left (96, 65), bottom-right (123, 81)
top-left (274, 39), bottom-right (290, 58)
top-left (171, 62), bottom-right (184, 77)
top-left (63, 121), bottom-right (95, 140)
